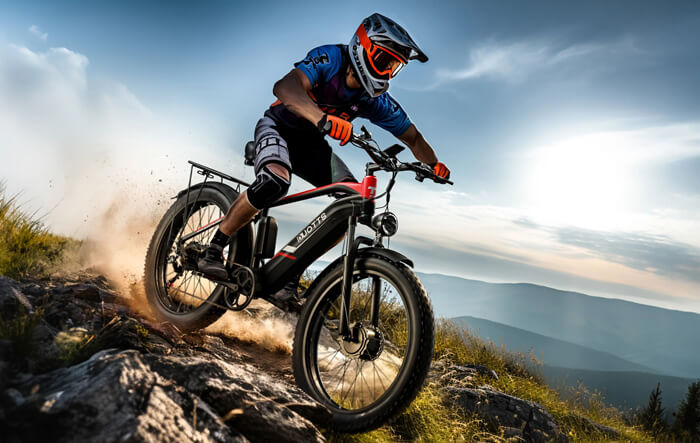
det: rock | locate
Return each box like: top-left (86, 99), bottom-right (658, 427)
top-left (0, 339), bottom-right (13, 390)
top-left (565, 413), bottom-right (620, 439)
top-left (447, 385), bottom-right (568, 443)
top-left (0, 277), bottom-right (33, 317)
top-left (20, 283), bottom-right (45, 299)
top-left (436, 364), bottom-right (499, 388)
top-left (459, 364), bottom-right (499, 380)
top-left (67, 283), bottom-right (118, 304)
top-left (2, 349), bottom-right (328, 442)
top-left (67, 283), bottom-right (102, 303)
top-left (2, 388), bottom-right (25, 408)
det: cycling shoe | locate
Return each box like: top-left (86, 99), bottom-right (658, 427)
top-left (197, 244), bottom-right (229, 281)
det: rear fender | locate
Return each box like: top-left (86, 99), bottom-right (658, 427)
top-left (176, 181), bottom-right (241, 205)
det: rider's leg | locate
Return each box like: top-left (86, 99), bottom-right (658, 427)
top-left (198, 117), bottom-right (292, 280)
top-left (197, 164), bottom-right (290, 279)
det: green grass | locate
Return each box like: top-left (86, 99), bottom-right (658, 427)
top-left (0, 183), bottom-right (77, 279)
top-left (435, 319), bottom-right (654, 442)
top-left (325, 318), bottom-right (655, 442)
top-left (0, 304), bottom-right (45, 358)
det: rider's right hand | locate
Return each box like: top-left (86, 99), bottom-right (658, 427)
top-left (317, 114), bottom-right (353, 146)
top-left (430, 161), bottom-right (451, 180)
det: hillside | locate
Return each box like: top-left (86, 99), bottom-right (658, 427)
top-left (454, 316), bottom-right (696, 414)
top-left (418, 271), bottom-right (700, 378)
top-left (543, 366), bottom-right (696, 417)
top-left (0, 271), bottom-right (654, 442)
top-left (0, 192), bottom-right (661, 442)
top-left (454, 315), bottom-right (654, 372)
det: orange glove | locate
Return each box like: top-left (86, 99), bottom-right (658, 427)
top-left (317, 114), bottom-right (353, 146)
top-left (431, 161), bottom-right (450, 179)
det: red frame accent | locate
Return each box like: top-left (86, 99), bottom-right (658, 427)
top-left (274, 251), bottom-right (296, 260)
top-left (281, 175), bottom-right (377, 201)
top-left (191, 215), bottom-right (224, 234)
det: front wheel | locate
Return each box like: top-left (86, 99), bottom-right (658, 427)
top-left (292, 255), bottom-right (435, 433)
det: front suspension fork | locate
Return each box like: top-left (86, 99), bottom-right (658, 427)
top-left (338, 216), bottom-right (378, 339)
top-left (339, 216), bottom-right (356, 338)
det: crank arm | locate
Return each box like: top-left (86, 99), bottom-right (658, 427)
top-left (210, 280), bottom-right (239, 292)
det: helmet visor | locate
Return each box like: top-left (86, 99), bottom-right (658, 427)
top-left (364, 44), bottom-right (406, 80)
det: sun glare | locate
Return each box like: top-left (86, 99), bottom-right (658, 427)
top-left (522, 133), bottom-right (638, 230)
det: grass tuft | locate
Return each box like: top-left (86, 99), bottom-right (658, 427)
top-left (0, 304), bottom-right (45, 358)
top-left (0, 183), bottom-right (77, 279)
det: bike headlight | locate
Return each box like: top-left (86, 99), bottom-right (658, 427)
top-left (371, 212), bottom-right (398, 237)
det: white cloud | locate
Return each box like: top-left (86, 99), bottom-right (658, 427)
top-left (0, 43), bottom-right (240, 283)
top-left (28, 25), bottom-right (48, 41)
top-left (435, 37), bottom-right (639, 84)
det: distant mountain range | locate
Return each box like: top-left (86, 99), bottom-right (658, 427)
top-left (453, 316), bottom-right (695, 413)
top-left (417, 271), bottom-right (700, 379)
top-left (543, 365), bottom-right (694, 415)
top-left (453, 316), bottom-right (655, 373)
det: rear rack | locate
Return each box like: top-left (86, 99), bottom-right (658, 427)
top-left (188, 160), bottom-right (250, 188)
top-left (175, 161), bottom-right (251, 245)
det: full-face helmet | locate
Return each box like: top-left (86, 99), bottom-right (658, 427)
top-left (349, 13), bottom-right (428, 96)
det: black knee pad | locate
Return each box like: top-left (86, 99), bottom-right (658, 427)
top-left (246, 165), bottom-right (290, 209)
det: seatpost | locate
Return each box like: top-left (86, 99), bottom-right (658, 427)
top-left (339, 215), bottom-right (357, 338)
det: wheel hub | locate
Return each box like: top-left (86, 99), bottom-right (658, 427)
top-left (339, 323), bottom-right (384, 361)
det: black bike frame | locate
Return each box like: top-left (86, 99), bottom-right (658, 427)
top-left (181, 161), bottom-right (379, 337)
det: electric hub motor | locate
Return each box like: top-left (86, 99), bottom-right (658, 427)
top-left (339, 323), bottom-right (385, 361)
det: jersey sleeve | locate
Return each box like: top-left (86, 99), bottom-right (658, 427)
top-left (365, 93), bottom-right (413, 137)
top-left (294, 45), bottom-right (343, 86)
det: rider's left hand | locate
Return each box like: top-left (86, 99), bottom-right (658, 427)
top-left (431, 161), bottom-right (450, 180)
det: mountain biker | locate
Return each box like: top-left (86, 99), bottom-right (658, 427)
top-left (198, 13), bottom-right (450, 305)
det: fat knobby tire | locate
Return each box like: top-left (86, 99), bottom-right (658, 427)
top-left (292, 254), bottom-right (435, 433)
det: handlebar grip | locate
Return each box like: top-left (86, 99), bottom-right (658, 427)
top-left (410, 162), bottom-right (453, 185)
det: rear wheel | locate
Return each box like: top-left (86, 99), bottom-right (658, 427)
top-left (144, 187), bottom-right (251, 331)
top-left (292, 255), bottom-right (434, 432)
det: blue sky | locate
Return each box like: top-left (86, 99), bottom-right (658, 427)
top-left (1, 1), bottom-right (699, 311)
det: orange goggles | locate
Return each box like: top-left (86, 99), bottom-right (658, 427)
top-left (357, 24), bottom-right (407, 80)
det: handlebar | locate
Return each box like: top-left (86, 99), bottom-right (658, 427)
top-left (349, 128), bottom-right (454, 186)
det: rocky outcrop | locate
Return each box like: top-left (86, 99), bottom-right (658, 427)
top-left (433, 362), bottom-right (620, 442)
top-left (446, 385), bottom-right (567, 442)
top-left (0, 273), bottom-right (329, 442)
top-left (5, 349), bottom-right (327, 442)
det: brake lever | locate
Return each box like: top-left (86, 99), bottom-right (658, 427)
top-left (360, 125), bottom-right (372, 140)
top-left (408, 162), bottom-right (454, 185)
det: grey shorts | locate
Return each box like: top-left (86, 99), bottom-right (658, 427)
top-left (253, 116), bottom-right (357, 187)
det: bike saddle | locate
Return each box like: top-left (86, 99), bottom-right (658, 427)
top-left (244, 141), bottom-right (255, 166)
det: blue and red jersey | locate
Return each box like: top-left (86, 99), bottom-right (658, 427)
top-left (265, 44), bottom-right (413, 137)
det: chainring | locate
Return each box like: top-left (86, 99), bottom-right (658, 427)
top-left (223, 264), bottom-right (255, 311)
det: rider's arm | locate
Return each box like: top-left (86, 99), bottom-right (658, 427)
top-left (398, 124), bottom-right (438, 165)
top-left (272, 69), bottom-right (325, 126)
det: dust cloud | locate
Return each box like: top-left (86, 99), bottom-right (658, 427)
top-left (0, 42), bottom-right (298, 349)
top-left (205, 305), bottom-right (296, 354)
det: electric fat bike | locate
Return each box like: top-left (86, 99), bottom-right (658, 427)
top-left (143, 126), bottom-right (453, 432)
